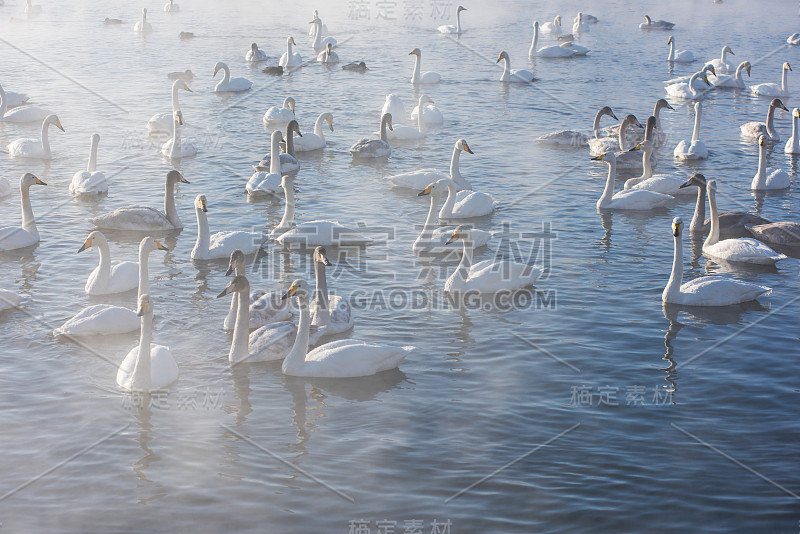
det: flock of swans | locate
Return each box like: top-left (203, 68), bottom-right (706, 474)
top-left (1, 5), bottom-right (798, 395)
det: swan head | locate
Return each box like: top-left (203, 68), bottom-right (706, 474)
top-left (409, 48), bottom-right (421, 57)
top-left (724, 45), bottom-right (734, 56)
top-left (287, 119), bottom-right (302, 137)
top-left (590, 151), bottom-right (616, 163)
top-left (628, 140), bottom-right (651, 153)
top-left (599, 106), bottom-right (618, 121)
top-left (555, 15), bottom-right (562, 25)
top-left (251, 43), bottom-right (259, 55)
top-left (280, 174), bottom-right (295, 190)
top-left (140, 236), bottom-right (169, 255)
top-left (457, 5), bottom-right (467, 13)
top-left (784, 62), bottom-right (792, 72)
top-left (701, 63), bottom-right (716, 76)
top-left (418, 94), bottom-right (434, 106)
top-left (142, 7), bottom-right (147, 16)
top-left (77, 230), bottom-right (107, 253)
top-left (312, 9), bottom-right (319, 17)
top-left (194, 194), bottom-right (208, 213)
top-left (655, 99), bottom-right (674, 113)
top-left (323, 112), bottom-right (334, 132)
top-left (758, 134), bottom-right (767, 146)
top-left (496, 51), bottom-right (510, 63)
top-left (445, 225), bottom-right (473, 245)
top-left (456, 138), bottom-right (474, 154)
top-left (213, 62), bottom-right (227, 77)
top-left (226, 250), bottom-right (246, 276)
top-left (288, 36), bottom-right (297, 45)
top-left (533, 20), bottom-right (539, 29)
top-left (672, 217), bottom-right (683, 238)
top-left (166, 169), bottom-right (189, 185)
top-left (218, 275), bottom-right (249, 299)
top-left (91, 133), bottom-right (100, 145)
top-left (46, 114), bottom-right (65, 132)
top-left (20, 172), bottom-right (46, 188)
top-left (381, 112), bottom-right (394, 131)
top-left (643, 14), bottom-right (652, 24)
top-left (679, 172), bottom-right (707, 190)
top-left (743, 61), bottom-right (751, 77)
top-left (282, 279), bottom-right (310, 301)
top-left (326, 42), bottom-right (334, 53)
top-left (771, 98), bottom-right (789, 112)
top-left (283, 96), bottom-right (296, 113)
top-left (173, 110), bottom-right (183, 125)
top-left (707, 179), bottom-right (717, 194)
top-left (418, 179), bottom-right (447, 197)
top-left (794, 108), bottom-right (800, 118)
top-left (313, 246), bottom-right (332, 266)
top-left (622, 114), bottom-right (642, 129)
top-left (137, 294), bottom-right (153, 317)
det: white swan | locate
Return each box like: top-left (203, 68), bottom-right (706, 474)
top-left (116, 294), bottom-right (179, 391)
top-left (8, 114), bottom-right (64, 159)
top-left (640, 15), bottom-right (674, 30)
top-left (663, 63), bottom-right (716, 90)
top-left (90, 170), bottom-right (189, 230)
top-left (741, 98), bottom-right (788, 141)
top-left (711, 61), bottom-right (750, 89)
top-left (257, 119), bottom-right (301, 172)
top-left (663, 217), bottom-right (771, 306)
top-left (350, 113), bottom-right (392, 158)
top-left (191, 195), bottom-right (260, 260)
top-left (310, 246), bottom-right (354, 335)
top-left (310, 18), bottom-right (336, 51)
top-left (279, 37), bottom-right (303, 67)
top-left (651, 98), bottom-right (674, 147)
top-left (269, 175), bottom-right (373, 246)
top-left (410, 94), bottom-right (443, 125)
top-left (223, 250), bottom-right (290, 330)
top-left (78, 231), bottom-right (138, 295)
top-left (381, 95), bottom-right (405, 123)
top-left (409, 48), bottom-right (441, 84)
top-left (133, 8), bottom-right (152, 32)
top-left (281, 279), bottom-right (414, 377)
top-left (389, 138), bottom-right (474, 190)
top-left (678, 173), bottom-right (771, 234)
top-left (317, 42), bottom-right (339, 64)
top-left (307, 10), bottom-right (328, 36)
top-left (245, 43), bottom-right (267, 62)
top-left (497, 51), bottom-right (533, 82)
top-left (379, 97), bottom-right (427, 140)
top-left (589, 114), bottom-right (642, 155)
top-left (213, 61), bottom-right (252, 92)
top-left (752, 135), bottom-right (790, 190)
top-left (246, 130), bottom-right (283, 197)
top-left (593, 152), bottom-right (672, 210)
top-left (415, 180), bottom-right (493, 255)
top-left (444, 226), bottom-right (542, 294)
top-left (541, 15), bottom-right (563, 36)
top-left (163, 0), bottom-right (179, 12)
top-left (0, 289), bottom-right (24, 312)
top-left (146, 79), bottom-right (191, 133)
top-left (572, 12), bottom-right (590, 33)
top-left (708, 45), bottom-right (735, 74)
top-left (667, 35), bottom-right (694, 63)
top-left (703, 180), bottom-right (785, 264)
top-left (0, 84), bottom-right (50, 123)
top-left (785, 108), bottom-right (800, 154)
top-left (751, 62), bottom-right (791, 97)
top-left (69, 134), bottom-right (108, 196)
top-left (161, 110), bottom-right (197, 158)
top-left (438, 5), bottom-right (467, 33)
top-left (538, 106), bottom-right (617, 146)
top-left (788, 33), bottom-right (800, 45)
top-left (262, 96), bottom-right (296, 125)
top-left (626, 139), bottom-right (694, 197)
top-left (530, 21), bottom-right (578, 58)
top-left (665, 71), bottom-right (710, 99)
top-left (293, 112), bottom-right (333, 151)
top-left (0, 173), bottom-right (46, 251)
top-left (438, 177), bottom-right (495, 219)
top-left (674, 101), bottom-right (708, 160)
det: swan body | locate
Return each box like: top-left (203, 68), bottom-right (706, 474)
top-left (350, 113), bottom-right (392, 158)
top-left (665, 71), bottom-right (710, 99)
top-left (409, 48), bottom-right (441, 84)
top-left (293, 112), bottom-right (333, 151)
top-left (281, 279), bottom-right (413, 378)
top-left (746, 222), bottom-right (800, 246)
top-left (2, 90), bottom-right (28, 108)
top-left (788, 33), bottom-right (800, 45)
top-left (161, 110), bottom-right (196, 158)
top-left (0, 289), bottom-right (24, 312)
top-left (541, 15), bottom-right (563, 36)
top-left (79, 231), bottom-right (138, 295)
top-left (538, 106), bottom-right (616, 147)
top-left (438, 178), bottom-right (495, 219)
top-left (711, 61), bottom-right (750, 88)
top-left (410, 95), bottom-right (443, 125)
top-left (679, 173), bottom-right (771, 234)
top-left (667, 35), bottom-right (694, 62)
top-left (191, 195), bottom-right (260, 260)
top-left (53, 305), bottom-right (140, 336)
top-left (223, 250), bottom-right (290, 330)
top-left (0, 173), bottom-right (46, 251)
top-left (263, 96), bottom-right (296, 125)
top-left (530, 21), bottom-right (579, 58)
top-left (147, 79), bottom-right (191, 133)
top-left (90, 170), bottom-right (189, 230)
top-left (444, 226), bottom-right (542, 294)
top-left (785, 108), bottom-right (800, 154)
top-left (674, 101), bottom-right (708, 160)
top-left (310, 247), bottom-right (354, 335)
top-left (317, 42), bottom-right (339, 63)
top-left (246, 130), bottom-right (283, 197)
top-left (626, 136), bottom-right (694, 197)
top-left (752, 135), bottom-right (790, 190)
top-left (589, 114), bottom-right (642, 155)
top-left (133, 8), bottom-right (152, 32)
top-left (163, 0), bottom-right (179, 12)
top-left (279, 37), bottom-right (303, 67)
top-left (708, 45), bottom-right (735, 74)
top-left (497, 51), bottom-right (533, 82)
top-left (572, 12), bottom-right (590, 33)
top-left (116, 295), bottom-right (179, 391)
top-left (751, 62), bottom-right (791, 97)
top-left (438, 5), bottom-right (466, 34)
top-left (0, 84), bottom-right (50, 123)
top-left (379, 97), bottom-right (428, 140)
top-left (381, 95), bottom-right (405, 123)
top-left (310, 18), bottom-right (336, 50)
top-left (593, 152), bottom-right (672, 210)
top-left (245, 43), bottom-right (267, 62)
top-left (8, 114), bottom-right (65, 159)
top-left (640, 15), bottom-right (674, 30)
top-left (740, 98), bottom-right (788, 141)
top-left (703, 180), bottom-right (785, 264)
top-left (415, 180), bottom-right (493, 255)
top-left (70, 134), bottom-right (108, 196)
top-left (389, 138), bottom-right (474, 190)
top-left (258, 120), bottom-right (301, 172)
top-left (663, 217), bottom-right (771, 306)
top-left (213, 62), bottom-right (252, 92)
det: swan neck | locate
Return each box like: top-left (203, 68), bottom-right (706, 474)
top-left (721, 47), bottom-right (728, 62)
top-left (705, 188), bottom-right (720, 247)
top-left (755, 143), bottom-right (767, 187)
top-left (642, 144), bottom-right (653, 179)
top-left (230, 287), bottom-right (251, 361)
top-left (314, 114), bottom-right (326, 139)
top-left (379, 115), bottom-right (390, 141)
top-left (418, 189), bottom-right (442, 245)
top-left (690, 183), bottom-right (706, 232)
top-left (793, 115), bottom-right (800, 150)
top-left (598, 160), bottom-right (617, 207)
top-left (269, 134), bottom-right (281, 174)
top-left (411, 54), bottom-right (421, 83)
top-left (283, 294), bottom-right (311, 374)
top-left (456, 9), bottom-right (461, 33)
top-left (766, 104), bottom-right (777, 137)
top-left (312, 260), bottom-right (330, 327)
top-left (592, 110), bottom-right (603, 139)
top-left (530, 25), bottom-right (538, 57)
top-left (618, 121), bottom-right (629, 151)
top-left (88, 136), bottom-right (99, 172)
top-left (502, 56), bottom-right (511, 78)
top-left (439, 181), bottom-right (457, 218)
top-left (691, 106), bottom-right (702, 143)
top-left (40, 119), bottom-right (51, 156)
top-left (138, 247), bottom-right (151, 300)
top-left (450, 147), bottom-right (470, 189)
top-left (285, 126), bottom-right (296, 156)
top-left (164, 178), bottom-right (180, 227)
top-left (668, 40), bottom-right (675, 61)
top-left (448, 236), bottom-right (473, 291)
top-left (170, 81), bottom-right (181, 112)
top-left (0, 85), bottom-right (7, 117)
top-left (170, 115), bottom-right (181, 157)
top-left (688, 73), bottom-right (700, 96)
top-left (195, 206), bottom-right (210, 256)
top-left (277, 182), bottom-right (295, 231)
top-left (132, 312), bottom-right (153, 391)
top-left (782, 67), bottom-right (789, 93)
top-left (664, 231), bottom-right (683, 302)
top-left (96, 239), bottom-right (113, 284)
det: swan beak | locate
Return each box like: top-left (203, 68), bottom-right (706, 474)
top-left (729, 49), bottom-right (735, 56)
top-left (463, 143), bottom-right (474, 154)
top-left (610, 112), bottom-right (619, 121)
top-left (707, 65), bottom-right (716, 76)
top-left (321, 255), bottom-right (332, 266)
top-left (628, 143), bottom-right (642, 152)
top-left (702, 74), bottom-right (710, 86)
top-left (496, 54), bottom-right (502, 63)
top-left (225, 263), bottom-right (234, 276)
top-left (183, 84), bottom-right (193, 92)
top-left (296, 130), bottom-right (303, 137)
top-left (746, 64), bottom-right (751, 76)
top-left (55, 120), bottom-right (65, 132)
top-left (673, 222), bottom-right (681, 237)
top-left (155, 240), bottom-right (168, 251)
top-left (213, 67), bottom-right (220, 77)
top-left (77, 238), bottom-right (92, 253)
top-left (178, 114), bottom-right (184, 126)
top-left (291, 37), bottom-right (296, 45)
top-left (445, 230), bottom-right (460, 245)
top-left (329, 121), bottom-right (334, 132)
top-left (216, 283), bottom-right (235, 299)
top-left (667, 36), bottom-right (672, 44)
top-left (418, 185), bottom-right (433, 197)
top-left (200, 199), bottom-right (207, 212)
top-left (591, 154), bottom-right (604, 161)
top-left (282, 284), bottom-right (299, 300)
top-left (787, 63), bottom-right (793, 71)
top-left (679, 179), bottom-right (693, 189)
top-left (178, 173), bottom-right (190, 184)
top-left (33, 176), bottom-right (46, 185)
top-left (136, 301), bottom-right (148, 317)
top-left (779, 100), bottom-right (789, 112)
top-left (665, 103), bottom-right (674, 111)
top-left (794, 109), bottom-right (800, 118)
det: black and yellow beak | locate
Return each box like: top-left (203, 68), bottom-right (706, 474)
top-left (200, 199), bottom-right (207, 212)
top-left (463, 142), bottom-right (474, 154)
top-left (282, 284), bottom-right (299, 300)
top-left (179, 173), bottom-right (190, 184)
top-left (628, 143), bottom-right (642, 152)
top-left (672, 221), bottom-right (681, 237)
top-left (591, 154), bottom-right (604, 161)
top-left (137, 301), bottom-right (148, 317)
top-left (77, 238), bottom-right (92, 253)
top-left (445, 230), bottom-right (460, 245)
top-left (34, 176), bottom-right (47, 186)
top-left (155, 240), bottom-right (168, 251)
top-left (418, 185), bottom-right (433, 197)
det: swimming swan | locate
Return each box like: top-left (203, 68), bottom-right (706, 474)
top-left (678, 173), bottom-right (771, 234)
top-left (246, 130), bottom-right (283, 197)
top-left (8, 114), bottom-right (65, 159)
top-left (310, 18), bottom-right (336, 51)
top-left (0, 84), bottom-right (50, 123)
top-left (69, 134), bottom-right (108, 196)
top-left (293, 112), bottom-right (333, 151)
top-left (740, 98), bottom-right (788, 141)
top-left (279, 37), bottom-right (303, 67)
top-left (163, 0), bottom-right (179, 12)
top-left (438, 5), bottom-right (466, 34)
top-left (389, 138), bottom-right (474, 190)
top-left (665, 71), bottom-right (710, 99)
top-left (437, 177), bottom-right (495, 219)
top-left (593, 152), bottom-right (672, 210)
top-left (191, 195), bottom-right (260, 260)
top-left (213, 62), bottom-right (252, 92)
top-left (751, 62), bottom-right (791, 98)
top-left (410, 94), bottom-right (444, 125)
top-left (572, 12), bottom-right (590, 33)
top-left (381, 94), bottom-right (405, 123)
top-left (263, 96), bottom-right (296, 125)
top-left (667, 35), bottom-right (694, 63)
top-left (161, 110), bottom-right (197, 158)
top-left (711, 61), bottom-right (750, 89)
top-left (0, 173), bottom-right (46, 251)
top-left (541, 16), bottom-right (563, 36)
top-left (350, 113), bottom-right (392, 158)
top-left (746, 221), bottom-right (800, 246)
top-left (409, 48), bottom-right (441, 84)
top-left (530, 21), bottom-right (579, 58)
top-left (708, 45), bottom-right (735, 74)
top-left (246, 43), bottom-right (267, 62)
top-left (147, 79), bottom-right (191, 133)
top-left (78, 231), bottom-right (138, 295)
top-left (415, 180), bottom-right (493, 255)
top-left (257, 119), bottom-right (301, 172)
top-left (496, 51), bottom-right (533, 82)
top-left (538, 106), bottom-right (617, 146)
top-left (379, 96), bottom-right (427, 140)
top-left (223, 250), bottom-right (291, 330)
top-left (663, 217), bottom-right (771, 306)
top-left (133, 8), bottom-right (152, 33)
top-left (310, 246), bottom-right (354, 335)
top-left (640, 15), bottom-right (674, 30)
top-left (752, 135), bottom-right (790, 190)
top-left (317, 42), bottom-right (340, 64)
top-left (785, 108), bottom-right (800, 154)
top-left (589, 114), bottom-right (642, 155)
top-left (674, 101), bottom-right (708, 160)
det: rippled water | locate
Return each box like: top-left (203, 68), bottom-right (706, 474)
top-left (1, 0), bottom-right (799, 531)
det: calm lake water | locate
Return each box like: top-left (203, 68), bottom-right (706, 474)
top-left (1, 0), bottom-right (799, 531)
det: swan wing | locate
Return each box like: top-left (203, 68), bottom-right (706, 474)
top-left (298, 340), bottom-right (414, 377)
top-left (53, 305), bottom-right (139, 336)
top-left (0, 226), bottom-right (38, 250)
top-left (89, 206), bottom-right (174, 230)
